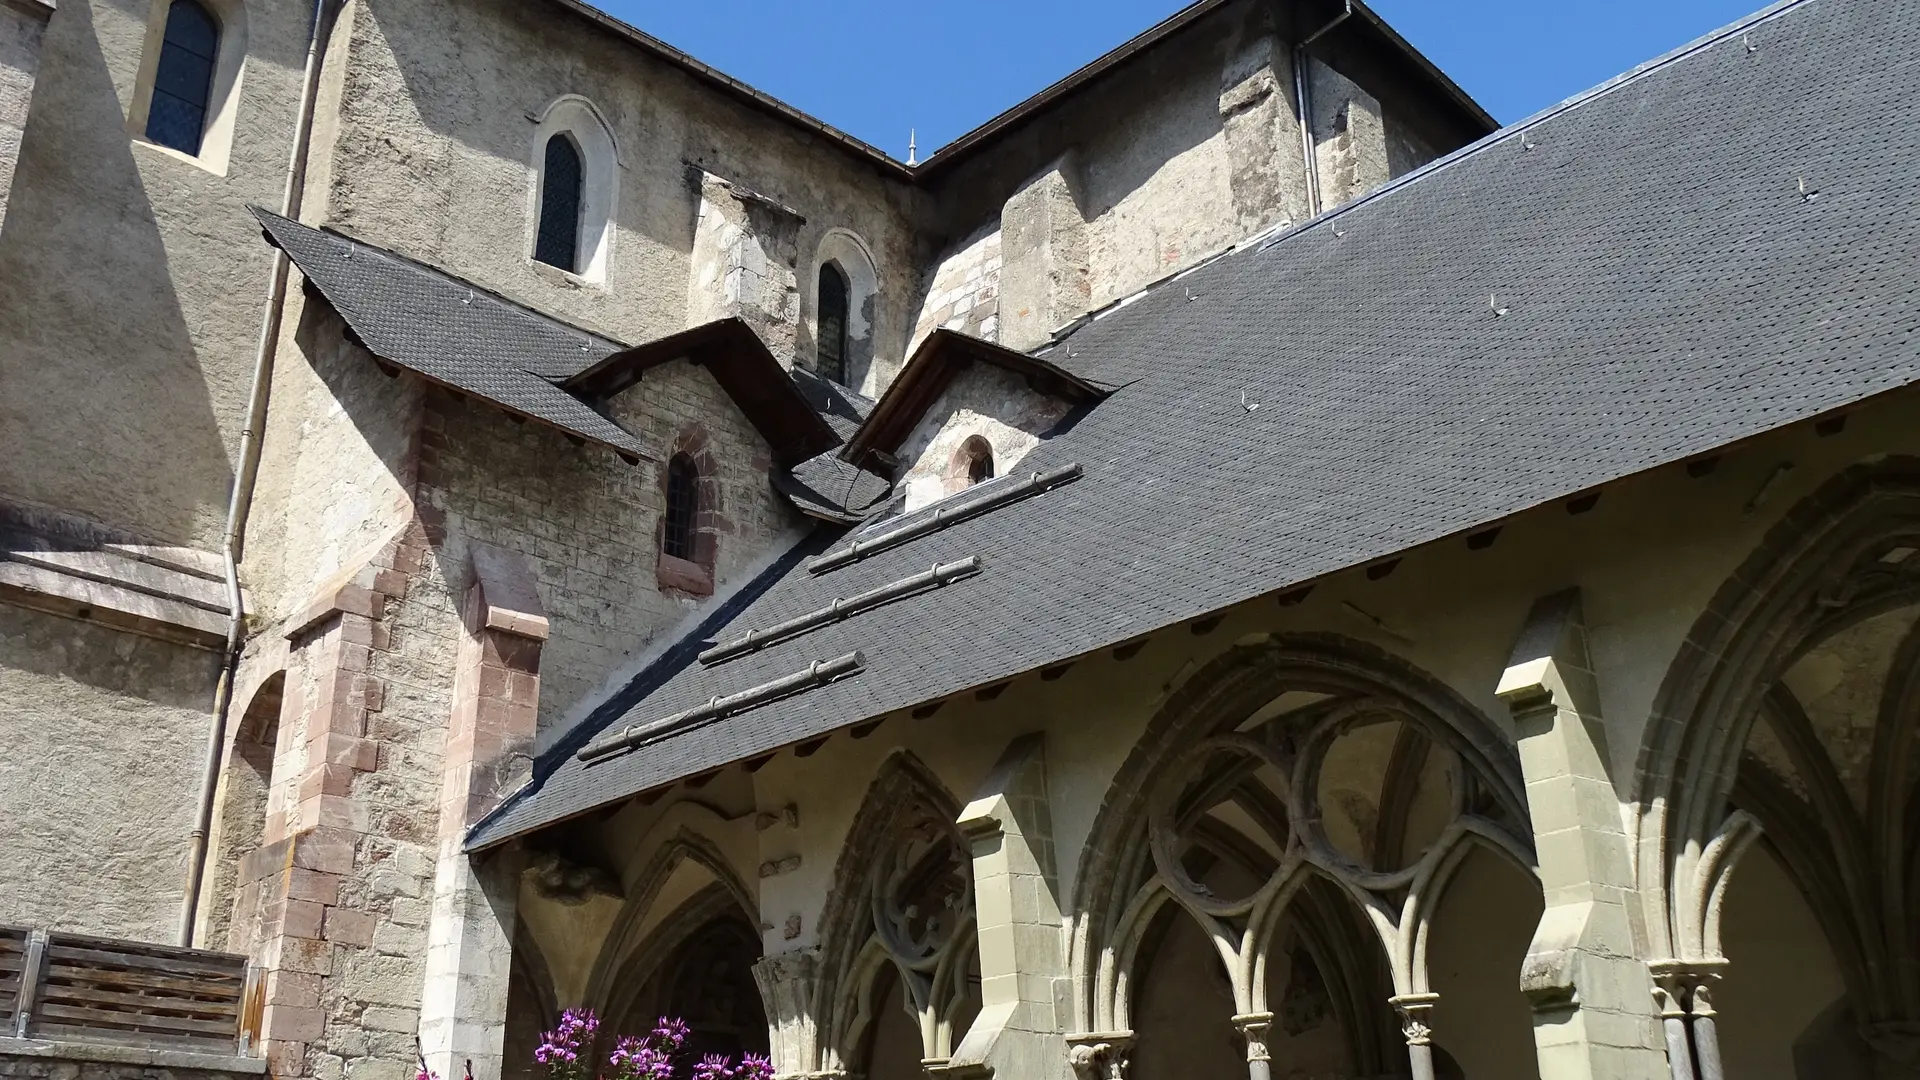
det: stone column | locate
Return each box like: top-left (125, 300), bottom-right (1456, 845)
top-left (1231, 1012), bottom-right (1274, 1080)
top-left (418, 545), bottom-right (546, 1080)
top-left (751, 949), bottom-right (822, 1080)
top-left (1649, 966), bottom-right (1697, 1080)
top-left (949, 735), bottom-right (1068, 1079)
top-left (1648, 961), bottom-right (1726, 1080)
top-left (998, 156), bottom-right (1090, 351)
top-left (1391, 992), bottom-right (1440, 1080)
top-left (1496, 590), bottom-right (1668, 1079)
top-left (235, 541), bottom-right (426, 1080)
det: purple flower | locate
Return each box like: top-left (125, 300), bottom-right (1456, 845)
top-left (690, 1055), bottom-right (734, 1080)
top-left (735, 1055), bottom-right (774, 1080)
top-left (651, 1017), bottom-right (690, 1051)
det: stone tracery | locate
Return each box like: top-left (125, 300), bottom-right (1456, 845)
top-left (1638, 460), bottom-right (1920, 1078)
top-left (1073, 635), bottom-right (1539, 1079)
top-left (813, 753), bottom-right (982, 1077)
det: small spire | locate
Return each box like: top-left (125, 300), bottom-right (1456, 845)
top-left (906, 128), bottom-right (918, 167)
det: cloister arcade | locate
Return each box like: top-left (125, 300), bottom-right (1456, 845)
top-left (495, 461), bottom-right (1920, 1080)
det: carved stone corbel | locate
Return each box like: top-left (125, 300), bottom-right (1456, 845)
top-left (1065, 1031), bottom-right (1132, 1080)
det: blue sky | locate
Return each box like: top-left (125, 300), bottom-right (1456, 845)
top-left (587, 0), bottom-right (1766, 159)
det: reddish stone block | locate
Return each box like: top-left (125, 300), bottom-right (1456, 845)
top-left (348, 675), bottom-right (385, 712)
top-left (263, 969), bottom-right (320, 1009)
top-left (311, 733), bottom-right (378, 772)
top-left (275, 935), bottom-right (333, 977)
top-left (296, 794), bottom-right (370, 835)
top-left (297, 763), bottom-right (357, 804)
top-left (372, 568), bottom-right (409, 598)
top-left (291, 826), bottom-right (358, 875)
top-left (277, 898), bottom-right (325, 940)
top-left (263, 1039), bottom-right (308, 1078)
top-left (285, 866), bottom-right (342, 906)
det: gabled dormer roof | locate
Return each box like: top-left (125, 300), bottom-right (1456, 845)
top-left (563, 318), bottom-right (840, 468)
top-left (840, 329), bottom-right (1109, 469)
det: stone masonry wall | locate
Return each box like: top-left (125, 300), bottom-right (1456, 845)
top-left (416, 359), bottom-right (795, 740)
top-left (894, 364), bottom-right (1075, 513)
top-left (0, 1046), bottom-right (263, 1080)
top-left (0, 0), bottom-right (317, 551)
top-left (0, 607), bottom-right (220, 940)
top-left (908, 224), bottom-right (1002, 354)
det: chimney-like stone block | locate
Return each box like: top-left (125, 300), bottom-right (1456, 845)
top-left (998, 154), bottom-right (1090, 352)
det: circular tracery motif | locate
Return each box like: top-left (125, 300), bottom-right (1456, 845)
top-left (870, 804), bottom-right (973, 971)
top-left (1146, 684), bottom-right (1515, 915)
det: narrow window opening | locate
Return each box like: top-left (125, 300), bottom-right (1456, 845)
top-left (664, 454), bottom-right (699, 562)
top-left (961, 437), bottom-right (995, 487)
top-left (535, 133), bottom-right (585, 272)
top-left (817, 262), bottom-right (850, 385)
top-left (147, 0), bottom-right (219, 156)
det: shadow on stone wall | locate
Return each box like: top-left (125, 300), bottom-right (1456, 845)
top-left (0, 0), bottom-right (235, 549)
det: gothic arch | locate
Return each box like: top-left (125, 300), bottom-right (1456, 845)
top-left (1070, 633), bottom-right (1536, 1076)
top-left (814, 751), bottom-right (978, 1073)
top-left (1635, 457), bottom-right (1920, 1070)
top-left (586, 826), bottom-right (757, 1018)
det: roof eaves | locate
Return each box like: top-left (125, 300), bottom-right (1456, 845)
top-left (913, 0), bottom-right (1495, 178)
top-left (252, 207), bottom-right (651, 460)
top-left (841, 329), bottom-right (1110, 465)
top-left (564, 317), bottom-right (840, 467)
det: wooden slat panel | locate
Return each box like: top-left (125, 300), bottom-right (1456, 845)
top-left (41, 964), bottom-right (240, 996)
top-left (35, 1002), bottom-right (239, 1038)
top-left (39, 983), bottom-right (241, 1018)
top-left (45, 942), bottom-right (246, 980)
top-left (31, 1021), bottom-right (239, 1053)
top-left (44, 929), bottom-right (241, 958)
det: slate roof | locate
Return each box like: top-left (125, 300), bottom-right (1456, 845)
top-left (469, 0), bottom-right (1920, 848)
top-left (253, 209), bottom-right (649, 459)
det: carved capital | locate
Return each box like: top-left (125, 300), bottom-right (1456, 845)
top-left (1066, 1032), bottom-right (1133, 1080)
top-left (1231, 1012), bottom-right (1273, 1062)
top-left (1389, 993), bottom-right (1441, 1047)
top-left (1647, 958), bottom-right (1725, 1019)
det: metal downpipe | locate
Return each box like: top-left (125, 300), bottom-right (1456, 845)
top-left (177, 0), bottom-right (340, 947)
top-left (1292, 0), bottom-right (1352, 217)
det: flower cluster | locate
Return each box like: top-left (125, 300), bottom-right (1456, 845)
top-left (530, 1010), bottom-right (768, 1080)
top-left (534, 1009), bottom-right (600, 1080)
top-left (687, 1054), bottom-right (772, 1080)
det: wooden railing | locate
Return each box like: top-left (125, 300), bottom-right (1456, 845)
top-left (0, 926), bottom-right (260, 1057)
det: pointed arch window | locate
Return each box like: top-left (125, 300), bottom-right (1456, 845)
top-left (817, 262), bottom-right (850, 385)
top-left (664, 453), bottom-right (699, 562)
top-left (146, 0), bottom-right (219, 156)
top-left (535, 134), bottom-right (585, 272)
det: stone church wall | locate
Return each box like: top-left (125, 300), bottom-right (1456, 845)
top-left (910, 0), bottom-right (1455, 353)
top-left (0, 0), bottom-right (51, 236)
top-left (415, 357), bottom-right (798, 738)
top-left (0, 0), bottom-right (319, 553)
top-left (0, 607), bottom-right (220, 940)
top-left (309, 0), bottom-right (928, 379)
